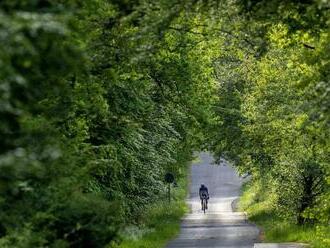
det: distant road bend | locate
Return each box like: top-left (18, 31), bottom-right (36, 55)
top-left (167, 152), bottom-right (260, 248)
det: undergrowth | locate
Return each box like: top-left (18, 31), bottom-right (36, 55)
top-left (108, 167), bottom-right (189, 248)
top-left (239, 180), bottom-right (330, 248)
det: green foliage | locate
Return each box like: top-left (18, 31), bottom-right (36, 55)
top-left (0, 0), bottom-right (216, 246)
top-left (207, 0), bottom-right (329, 227)
top-left (239, 180), bottom-right (330, 248)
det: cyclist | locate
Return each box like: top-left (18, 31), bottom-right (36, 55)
top-left (199, 184), bottom-right (209, 209)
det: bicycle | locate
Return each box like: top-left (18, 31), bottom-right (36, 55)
top-left (201, 193), bottom-right (208, 214)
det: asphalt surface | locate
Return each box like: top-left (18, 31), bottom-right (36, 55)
top-left (167, 152), bottom-right (260, 248)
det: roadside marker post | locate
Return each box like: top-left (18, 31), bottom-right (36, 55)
top-left (164, 172), bottom-right (175, 203)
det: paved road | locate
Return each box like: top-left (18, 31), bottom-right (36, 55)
top-left (167, 152), bottom-right (260, 248)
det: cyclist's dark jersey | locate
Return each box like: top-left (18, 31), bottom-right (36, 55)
top-left (199, 186), bottom-right (209, 198)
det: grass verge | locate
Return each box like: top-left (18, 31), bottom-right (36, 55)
top-left (109, 168), bottom-right (189, 248)
top-left (239, 180), bottom-right (330, 248)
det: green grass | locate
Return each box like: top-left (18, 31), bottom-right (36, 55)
top-left (113, 201), bottom-right (187, 248)
top-left (108, 168), bottom-right (189, 248)
top-left (239, 181), bottom-right (330, 248)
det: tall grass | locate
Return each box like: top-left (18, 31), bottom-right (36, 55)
top-left (112, 201), bottom-right (187, 248)
top-left (108, 168), bottom-right (189, 248)
top-left (239, 181), bottom-right (330, 248)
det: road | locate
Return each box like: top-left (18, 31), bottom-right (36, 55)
top-left (167, 152), bottom-right (260, 248)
